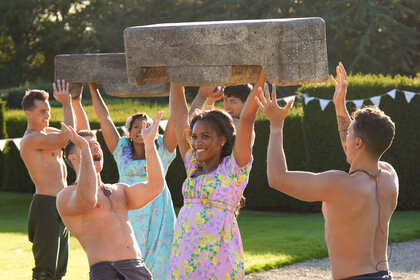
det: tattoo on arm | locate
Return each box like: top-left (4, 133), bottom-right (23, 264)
top-left (337, 115), bottom-right (350, 142)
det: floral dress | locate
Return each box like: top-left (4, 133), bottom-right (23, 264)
top-left (113, 135), bottom-right (176, 280)
top-left (167, 149), bottom-right (253, 280)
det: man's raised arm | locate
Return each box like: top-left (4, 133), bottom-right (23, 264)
top-left (124, 112), bottom-right (165, 210)
top-left (56, 123), bottom-right (98, 216)
top-left (331, 62), bottom-right (351, 153)
top-left (71, 85), bottom-right (90, 131)
top-left (255, 83), bottom-right (346, 203)
top-left (54, 80), bottom-right (75, 129)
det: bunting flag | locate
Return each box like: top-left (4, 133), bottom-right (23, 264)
top-left (352, 99), bottom-right (364, 109)
top-left (0, 139), bottom-right (7, 152)
top-left (319, 99), bottom-right (330, 111)
top-left (404, 91), bottom-right (416, 103)
top-left (301, 89), bottom-right (418, 111)
top-left (370, 96), bottom-right (381, 107)
top-left (12, 138), bottom-right (21, 151)
top-left (386, 89), bottom-right (397, 99)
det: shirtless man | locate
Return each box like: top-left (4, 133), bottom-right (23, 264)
top-left (255, 62), bottom-right (398, 280)
top-left (20, 80), bottom-right (74, 280)
top-left (56, 111), bottom-right (165, 280)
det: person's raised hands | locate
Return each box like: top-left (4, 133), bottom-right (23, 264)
top-left (53, 80), bottom-right (71, 104)
top-left (199, 86), bottom-right (224, 103)
top-left (255, 83), bottom-right (294, 127)
top-left (330, 62), bottom-right (348, 105)
top-left (60, 122), bottom-right (88, 148)
top-left (142, 111), bottom-right (162, 145)
top-left (72, 84), bottom-right (84, 104)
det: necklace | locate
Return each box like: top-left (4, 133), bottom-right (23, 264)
top-left (100, 184), bottom-right (112, 197)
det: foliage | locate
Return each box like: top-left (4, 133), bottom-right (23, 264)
top-left (1, 191), bottom-right (420, 278)
top-left (1, 74), bottom-right (419, 210)
top-left (299, 73), bottom-right (420, 209)
top-left (0, 0), bottom-right (419, 88)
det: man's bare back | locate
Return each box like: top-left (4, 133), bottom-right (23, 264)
top-left (20, 130), bottom-right (68, 196)
top-left (57, 183), bottom-right (141, 265)
top-left (322, 163), bottom-right (398, 279)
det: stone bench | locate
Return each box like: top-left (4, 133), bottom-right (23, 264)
top-left (54, 53), bottom-right (169, 97)
top-left (124, 18), bottom-right (328, 87)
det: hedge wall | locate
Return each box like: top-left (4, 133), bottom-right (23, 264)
top-left (1, 74), bottom-right (419, 211)
top-left (299, 74), bottom-right (420, 210)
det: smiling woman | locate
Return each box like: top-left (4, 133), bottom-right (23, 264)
top-left (167, 69), bottom-right (266, 280)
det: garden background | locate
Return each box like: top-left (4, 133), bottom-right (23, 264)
top-left (0, 0), bottom-right (419, 278)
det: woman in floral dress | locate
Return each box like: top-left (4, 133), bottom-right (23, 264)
top-left (167, 70), bottom-right (266, 280)
top-left (86, 83), bottom-right (177, 280)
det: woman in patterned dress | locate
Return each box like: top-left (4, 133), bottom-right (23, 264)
top-left (86, 83), bottom-right (177, 280)
top-left (167, 70), bottom-right (266, 280)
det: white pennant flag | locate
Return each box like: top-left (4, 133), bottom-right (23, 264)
top-left (353, 99), bottom-right (365, 109)
top-left (282, 95), bottom-right (296, 106)
top-left (386, 89), bottom-right (396, 99)
top-left (12, 138), bottom-right (21, 151)
top-left (403, 90), bottom-right (416, 103)
top-left (0, 139), bottom-right (7, 152)
top-left (159, 119), bottom-right (168, 131)
top-left (304, 96), bottom-right (315, 105)
top-left (319, 99), bottom-right (330, 111)
top-left (370, 96), bottom-right (382, 107)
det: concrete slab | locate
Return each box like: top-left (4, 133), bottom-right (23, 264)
top-left (54, 53), bottom-right (170, 97)
top-left (124, 18), bottom-right (328, 86)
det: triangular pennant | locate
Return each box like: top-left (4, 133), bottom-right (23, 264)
top-left (370, 96), bottom-right (381, 107)
top-left (304, 96), bottom-right (315, 105)
top-left (159, 119), bottom-right (169, 131)
top-left (403, 90), bottom-right (416, 103)
top-left (352, 99), bottom-right (364, 109)
top-left (386, 89), bottom-right (396, 99)
top-left (0, 139), bottom-right (7, 152)
top-left (12, 138), bottom-right (21, 151)
top-left (319, 99), bottom-right (330, 111)
top-left (282, 95), bottom-right (296, 105)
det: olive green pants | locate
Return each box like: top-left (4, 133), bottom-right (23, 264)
top-left (28, 194), bottom-right (68, 280)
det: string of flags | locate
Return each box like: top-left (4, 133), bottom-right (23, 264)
top-left (0, 88), bottom-right (418, 152)
top-left (301, 89), bottom-right (419, 111)
top-left (0, 119), bottom-right (169, 152)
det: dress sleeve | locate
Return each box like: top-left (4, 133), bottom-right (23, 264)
top-left (183, 148), bottom-right (197, 171)
top-left (157, 135), bottom-right (176, 168)
top-left (113, 136), bottom-right (130, 162)
top-left (225, 153), bottom-right (254, 187)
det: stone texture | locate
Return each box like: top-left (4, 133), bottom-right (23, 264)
top-left (54, 53), bottom-right (169, 97)
top-left (124, 18), bottom-right (328, 87)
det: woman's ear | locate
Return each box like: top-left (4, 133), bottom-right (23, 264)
top-left (220, 136), bottom-right (227, 147)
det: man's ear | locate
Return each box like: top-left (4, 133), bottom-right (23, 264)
top-left (68, 154), bottom-right (78, 166)
top-left (355, 137), bottom-right (364, 150)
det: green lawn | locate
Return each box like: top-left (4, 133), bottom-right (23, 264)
top-left (1, 191), bottom-right (420, 279)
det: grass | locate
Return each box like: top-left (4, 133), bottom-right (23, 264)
top-left (1, 192), bottom-right (420, 279)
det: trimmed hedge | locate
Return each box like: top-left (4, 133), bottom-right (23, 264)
top-left (299, 74), bottom-right (420, 210)
top-left (1, 74), bottom-right (419, 211)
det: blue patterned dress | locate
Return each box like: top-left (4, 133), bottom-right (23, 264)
top-left (113, 135), bottom-right (176, 280)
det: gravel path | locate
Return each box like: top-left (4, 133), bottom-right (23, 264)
top-left (245, 239), bottom-right (420, 280)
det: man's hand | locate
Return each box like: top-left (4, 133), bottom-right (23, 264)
top-left (53, 79), bottom-right (71, 104)
top-left (142, 111), bottom-right (162, 145)
top-left (72, 84), bottom-right (84, 104)
top-left (199, 86), bottom-right (224, 102)
top-left (60, 122), bottom-right (88, 148)
top-left (330, 62), bottom-right (348, 105)
top-left (255, 83), bottom-right (294, 127)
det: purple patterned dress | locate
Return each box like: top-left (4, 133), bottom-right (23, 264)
top-left (167, 148), bottom-right (253, 280)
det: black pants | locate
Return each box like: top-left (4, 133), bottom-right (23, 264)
top-left (90, 259), bottom-right (153, 280)
top-left (28, 194), bottom-right (69, 280)
top-left (342, 270), bottom-right (393, 280)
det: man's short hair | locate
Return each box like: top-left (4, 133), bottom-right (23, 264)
top-left (224, 84), bottom-right (253, 103)
top-left (22, 89), bottom-right (49, 111)
top-left (351, 106), bottom-right (395, 158)
top-left (64, 130), bottom-right (97, 170)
